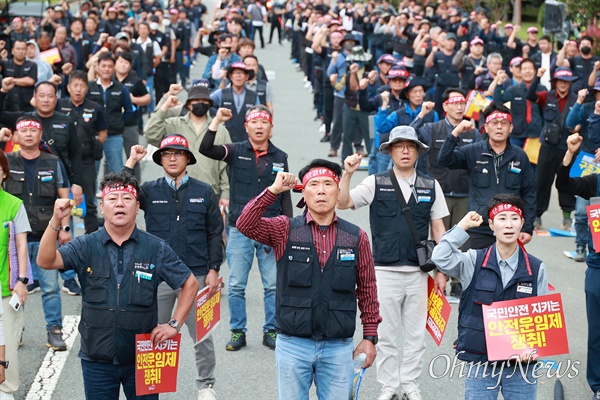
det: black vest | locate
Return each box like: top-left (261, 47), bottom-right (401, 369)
top-left (34, 111), bottom-right (75, 176)
top-left (221, 88), bottom-right (257, 143)
top-left (142, 40), bottom-right (155, 77)
top-left (456, 245), bottom-right (542, 362)
top-left (143, 178), bottom-right (213, 272)
top-left (460, 57), bottom-right (485, 91)
top-left (78, 230), bottom-right (160, 363)
top-left (427, 120), bottom-right (476, 195)
top-left (504, 83), bottom-right (544, 139)
top-left (276, 215), bottom-right (360, 339)
top-left (540, 91), bottom-right (577, 150)
top-left (57, 98), bottom-right (102, 159)
top-left (88, 80), bottom-right (127, 135)
top-left (255, 80), bottom-right (268, 106)
top-left (119, 72), bottom-right (143, 127)
top-left (228, 141), bottom-right (288, 226)
top-left (369, 171), bottom-right (435, 266)
top-left (5, 152), bottom-right (59, 240)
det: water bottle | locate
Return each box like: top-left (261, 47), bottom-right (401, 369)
top-left (353, 353), bottom-right (366, 373)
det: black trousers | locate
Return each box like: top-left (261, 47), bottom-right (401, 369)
top-left (80, 157), bottom-right (99, 234)
top-left (536, 145), bottom-right (576, 216)
top-left (269, 21), bottom-right (281, 43)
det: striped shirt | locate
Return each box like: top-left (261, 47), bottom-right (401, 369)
top-left (236, 188), bottom-right (381, 336)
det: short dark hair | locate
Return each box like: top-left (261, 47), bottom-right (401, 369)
top-left (540, 34), bottom-right (552, 43)
top-left (12, 39), bottom-right (27, 47)
top-left (34, 81), bottom-right (58, 94)
top-left (582, 35), bottom-right (594, 46)
top-left (97, 52), bottom-right (115, 64)
top-left (69, 70), bottom-right (88, 84)
top-left (482, 103), bottom-right (511, 120)
top-left (0, 149), bottom-right (10, 181)
top-left (298, 159), bottom-right (343, 183)
top-left (487, 193), bottom-right (525, 219)
top-left (243, 54), bottom-right (258, 63)
top-left (99, 172), bottom-right (140, 198)
top-left (442, 87), bottom-right (465, 102)
top-left (519, 58), bottom-right (536, 70)
top-left (116, 51), bottom-right (133, 64)
top-left (70, 17), bottom-right (83, 26)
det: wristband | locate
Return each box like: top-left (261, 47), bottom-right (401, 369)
top-left (48, 221), bottom-right (60, 232)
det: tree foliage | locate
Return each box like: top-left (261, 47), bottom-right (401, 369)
top-left (563, 0), bottom-right (600, 26)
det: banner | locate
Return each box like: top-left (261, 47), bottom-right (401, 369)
top-left (482, 293), bottom-right (569, 361)
top-left (39, 48), bottom-right (62, 65)
top-left (426, 276), bottom-right (452, 346)
top-left (196, 276), bottom-right (223, 342)
top-left (135, 333), bottom-right (181, 396)
top-left (464, 90), bottom-right (492, 120)
top-left (587, 203), bottom-right (600, 251)
top-left (569, 151), bottom-right (600, 177)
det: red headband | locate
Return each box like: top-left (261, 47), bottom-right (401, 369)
top-left (245, 111), bottom-right (272, 124)
top-left (486, 112), bottom-right (512, 124)
top-left (16, 120), bottom-right (42, 131)
top-left (443, 95), bottom-right (466, 105)
top-left (160, 135), bottom-right (189, 149)
top-left (102, 184), bottom-right (138, 199)
top-left (294, 167), bottom-right (340, 190)
top-left (488, 203), bottom-right (523, 220)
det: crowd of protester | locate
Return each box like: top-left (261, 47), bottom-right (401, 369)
top-left (1, 0), bottom-right (600, 399)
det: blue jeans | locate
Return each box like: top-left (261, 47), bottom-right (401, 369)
top-left (103, 134), bottom-right (124, 174)
top-left (464, 362), bottom-right (537, 400)
top-left (367, 141), bottom-right (392, 175)
top-left (146, 76), bottom-right (155, 114)
top-left (226, 227), bottom-right (276, 332)
top-left (276, 334), bottom-right (354, 400)
top-left (28, 242), bottom-right (62, 329)
top-left (81, 360), bottom-right (158, 400)
top-left (575, 196), bottom-right (591, 249)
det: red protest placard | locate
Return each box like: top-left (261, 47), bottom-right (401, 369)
top-left (426, 275), bottom-right (452, 346)
top-left (482, 293), bottom-right (569, 361)
top-left (135, 334), bottom-right (181, 396)
top-left (587, 203), bottom-right (600, 251)
top-left (196, 276), bottom-right (223, 342)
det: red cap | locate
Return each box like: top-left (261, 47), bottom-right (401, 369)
top-left (527, 26), bottom-right (538, 34)
top-left (504, 23), bottom-right (514, 30)
top-left (470, 38), bottom-right (484, 46)
top-left (108, 7), bottom-right (117, 12)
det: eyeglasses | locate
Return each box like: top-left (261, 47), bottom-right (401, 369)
top-left (487, 120), bottom-right (511, 127)
top-left (391, 143), bottom-right (417, 151)
top-left (161, 150), bottom-right (186, 158)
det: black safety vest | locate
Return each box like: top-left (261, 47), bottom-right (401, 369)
top-left (277, 215), bottom-right (360, 339)
top-left (141, 39), bottom-right (155, 77)
top-left (427, 120), bottom-right (476, 196)
top-left (88, 80), bottom-right (127, 136)
top-left (78, 231), bottom-right (160, 363)
top-left (369, 171), bottom-right (435, 266)
top-left (5, 152), bottom-right (59, 240)
top-left (142, 178), bottom-right (213, 272)
top-left (118, 72), bottom-right (144, 128)
top-left (221, 87), bottom-right (258, 143)
top-left (57, 98), bottom-right (102, 159)
top-left (255, 80), bottom-right (268, 106)
top-left (228, 140), bottom-right (288, 226)
top-left (456, 245), bottom-right (541, 362)
top-left (540, 91), bottom-right (577, 150)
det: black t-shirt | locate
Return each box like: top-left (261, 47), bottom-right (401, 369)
top-left (1, 59), bottom-right (37, 111)
top-left (119, 72), bottom-right (148, 127)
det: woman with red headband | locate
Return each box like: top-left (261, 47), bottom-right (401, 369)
top-left (432, 193), bottom-right (549, 399)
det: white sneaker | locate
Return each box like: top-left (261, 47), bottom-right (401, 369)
top-left (197, 386), bottom-right (217, 400)
top-left (304, 81), bottom-right (312, 88)
top-left (378, 387), bottom-right (399, 400)
top-left (402, 390), bottom-right (422, 400)
top-left (0, 392), bottom-right (15, 400)
top-left (318, 124), bottom-right (326, 133)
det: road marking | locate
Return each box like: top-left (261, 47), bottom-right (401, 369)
top-left (25, 315), bottom-right (81, 400)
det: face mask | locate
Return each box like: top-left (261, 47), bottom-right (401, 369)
top-left (163, 19), bottom-right (170, 26)
top-left (150, 22), bottom-right (159, 30)
top-left (191, 102), bottom-right (210, 117)
top-left (582, 46), bottom-right (592, 55)
top-left (343, 42), bottom-right (354, 51)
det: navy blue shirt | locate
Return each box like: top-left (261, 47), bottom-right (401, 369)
top-left (59, 227), bottom-right (191, 287)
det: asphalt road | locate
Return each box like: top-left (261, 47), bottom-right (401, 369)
top-left (13, 37), bottom-right (594, 400)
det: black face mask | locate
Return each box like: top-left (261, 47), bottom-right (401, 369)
top-left (191, 102), bottom-right (210, 117)
top-left (581, 46), bottom-right (592, 55)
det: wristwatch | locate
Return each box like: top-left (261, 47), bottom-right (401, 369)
top-left (363, 336), bottom-right (378, 345)
top-left (61, 225), bottom-right (71, 232)
top-left (208, 265), bottom-right (220, 273)
top-left (17, 277), bottom-right (28, 285)
top-left (167, 319), bottom-right (181, 333)
top-left (0, 360), bottom-right (9, 369)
